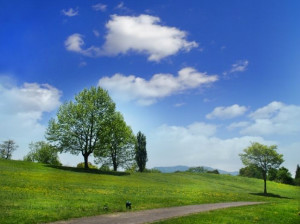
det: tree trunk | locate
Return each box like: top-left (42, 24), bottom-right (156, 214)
top-left (84, 154), bottom-right (89, 169)
top-left (263, 172), bottom-right (267, 195)
top-left (113, 162), bottom-right (118, 171)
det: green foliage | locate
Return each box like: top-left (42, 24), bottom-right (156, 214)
top-left (0, 140), bottom-right (18, 159)
top-left (207, 169), bottom-right (219, 174)
top-left (295, 164), bottom-right (300, 186)
top-left (187, 166), bottom-right (207, 173)
top-left (24, 141), bottom-right (61, 166)
top-left (276, 167), bottom-right (294, 185)
top-left (144, 168), bottom-right (162, 173)
top-left (77, 162), bottom-right (98, 169)
top-left (135, 131), bottom-right (147, 172)
top-left (99, 164), bottom-right (111, 172)
top-left (46, 86), bottom-right (116, 169)
top-left (94, 112), bottom-right (135, 171)
top-left (1, 159), bottom-right (299, 224)
top-left (239, 142), bottom-right (284, 194)
top-left (239, 165), bottom-right (263, 179)
top-left (267, 168), bottom-right (278, 181)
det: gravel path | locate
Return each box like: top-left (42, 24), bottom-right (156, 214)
top-left (49, 202), bottom-right (264, 224)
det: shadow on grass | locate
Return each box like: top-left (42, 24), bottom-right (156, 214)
top-left (250, 192), bottom-right (292, 199)
top-left (46, 165), bottom-right (130, 176)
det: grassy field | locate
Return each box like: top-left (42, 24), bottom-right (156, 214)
top-left (0, 159), bottom-right (299, 224)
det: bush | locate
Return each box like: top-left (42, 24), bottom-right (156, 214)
top-left (77, 162), bottom-right (98, 169)
top-left (207, 169), bottom-right (219, 174)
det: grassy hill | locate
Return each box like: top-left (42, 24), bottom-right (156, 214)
top-left (1, 159), bottom-right (299, 224)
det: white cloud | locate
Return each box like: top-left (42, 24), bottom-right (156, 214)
top-left (65, 15), bottom-right (198, 61)
top-left (102, 14), bottom-right (198, 61)
top-left (64, 33), bottom-right (101, 57)
top-left (206, 104), bottom-right (248, 119)
top-left (92, 3), bottom-right (107, 12)
top-left (148, 122), bottom-right (272, 171)
top-left (230, 60), bottom-right (249, 73)
top-left (0, 79), bottom-right (62, 159)
top-left (241, 101), bottom-right (300, 136)
top-left (61, 8), bottom-right (79, 17)
top-left (116, 2), bottom-right (125, 9)
top-left (223, 60), bottom-right (249, 76)
top-left (93, 29), bottom-right (100, 37)
top-left (65, 33), bottom-right (84, 52)
top-left (98, 67), bottom-right (218, 105)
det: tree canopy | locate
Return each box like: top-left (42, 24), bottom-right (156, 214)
top-left (239, 142), bottom-right (283, 194)
top-left (0, 140), bottom-right (18, 160)
top-left (24, 141), bottom-right (61, 166)
top-left (46, 87), bottom-right (116, 169)
top-left (94, 112), bottom-right (136, 171)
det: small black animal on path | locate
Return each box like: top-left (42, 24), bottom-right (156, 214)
top-left (126, 201), bottom-right (131, 209)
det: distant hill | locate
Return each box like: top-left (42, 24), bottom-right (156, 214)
top-left (153, 165), bottom-right (190, 173)
top-left (153, 165), bottom-right (239, 176)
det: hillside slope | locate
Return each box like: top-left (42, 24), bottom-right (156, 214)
top-left (1, 159), bottom-right (299, 224)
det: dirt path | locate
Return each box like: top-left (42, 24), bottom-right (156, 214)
top-left (50, 201), bottom-right (264, 224)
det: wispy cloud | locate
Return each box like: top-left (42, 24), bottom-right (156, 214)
top-left (61, 8), bottom-right (79, 17)
top-left (98, 67), bottom-right (218, 105)
top-left (92, 3), bottom-right (107, 12)
top-left (206, 104), bottom-right (248, 119)
top-left (223, 60), bottom-right (249, 76)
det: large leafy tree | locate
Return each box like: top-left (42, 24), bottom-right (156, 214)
top-left (135, 131), bottom-right (147, 172)
top-left (94, 112), bottom-right (136, 171)
top-left (24, 141), bottom-right (61, 166)
top-left (46, 87), bottom-right (115, 169)
top-left (239, 142), bottom-right (284, 195)
top-left (0, 140), bottom-right (18, 160)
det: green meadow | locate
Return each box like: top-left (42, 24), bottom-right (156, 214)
top-left (0, 159), bottom-right (299, 224)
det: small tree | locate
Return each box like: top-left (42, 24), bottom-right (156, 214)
top-left (24, 141), bottom-right (61, 166)
top-left (46, 87), bottom-right (115, 169)
top-left (239, 142), bottom-right (283, 195)
top-left (0, 140), bottom-right (18, 160)
top-left (94, 112), bottom-right (136, 171)
top-left (188, 166), bottom-right (207, 173)
top-left (295, 164), bottom-right (300, 186)
top-left (135, 131), bottom-right (147, 172)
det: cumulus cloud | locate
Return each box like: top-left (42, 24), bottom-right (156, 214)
top-left (206, 104), bottom-right (248, 119)
top-left (61, 8), bottom-right (79, 17)
top-left (98, 67), bottom-right (218, 105)
top-left (64, 33), bottom-right (101, 56)
top-left (102, 14), bottom-right (198, 61)
top-left (0, 79), bottom-right (62, 158)
top-left (65, 14), bottom-right (198, 61)
top-left (148, 122), bottom-right (272, 171)
top-left (92, 3), bottom-right (107, 12)
top-left (240, 101), bottom-right (300, 136)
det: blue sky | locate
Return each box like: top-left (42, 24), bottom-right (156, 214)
top-left (1, 0), bottom-right (299, 173)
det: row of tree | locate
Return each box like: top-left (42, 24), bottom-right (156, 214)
top-left (46, 87), bottom-right (148, 171)
top-left (1, 87), bottom-right (148, 172)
